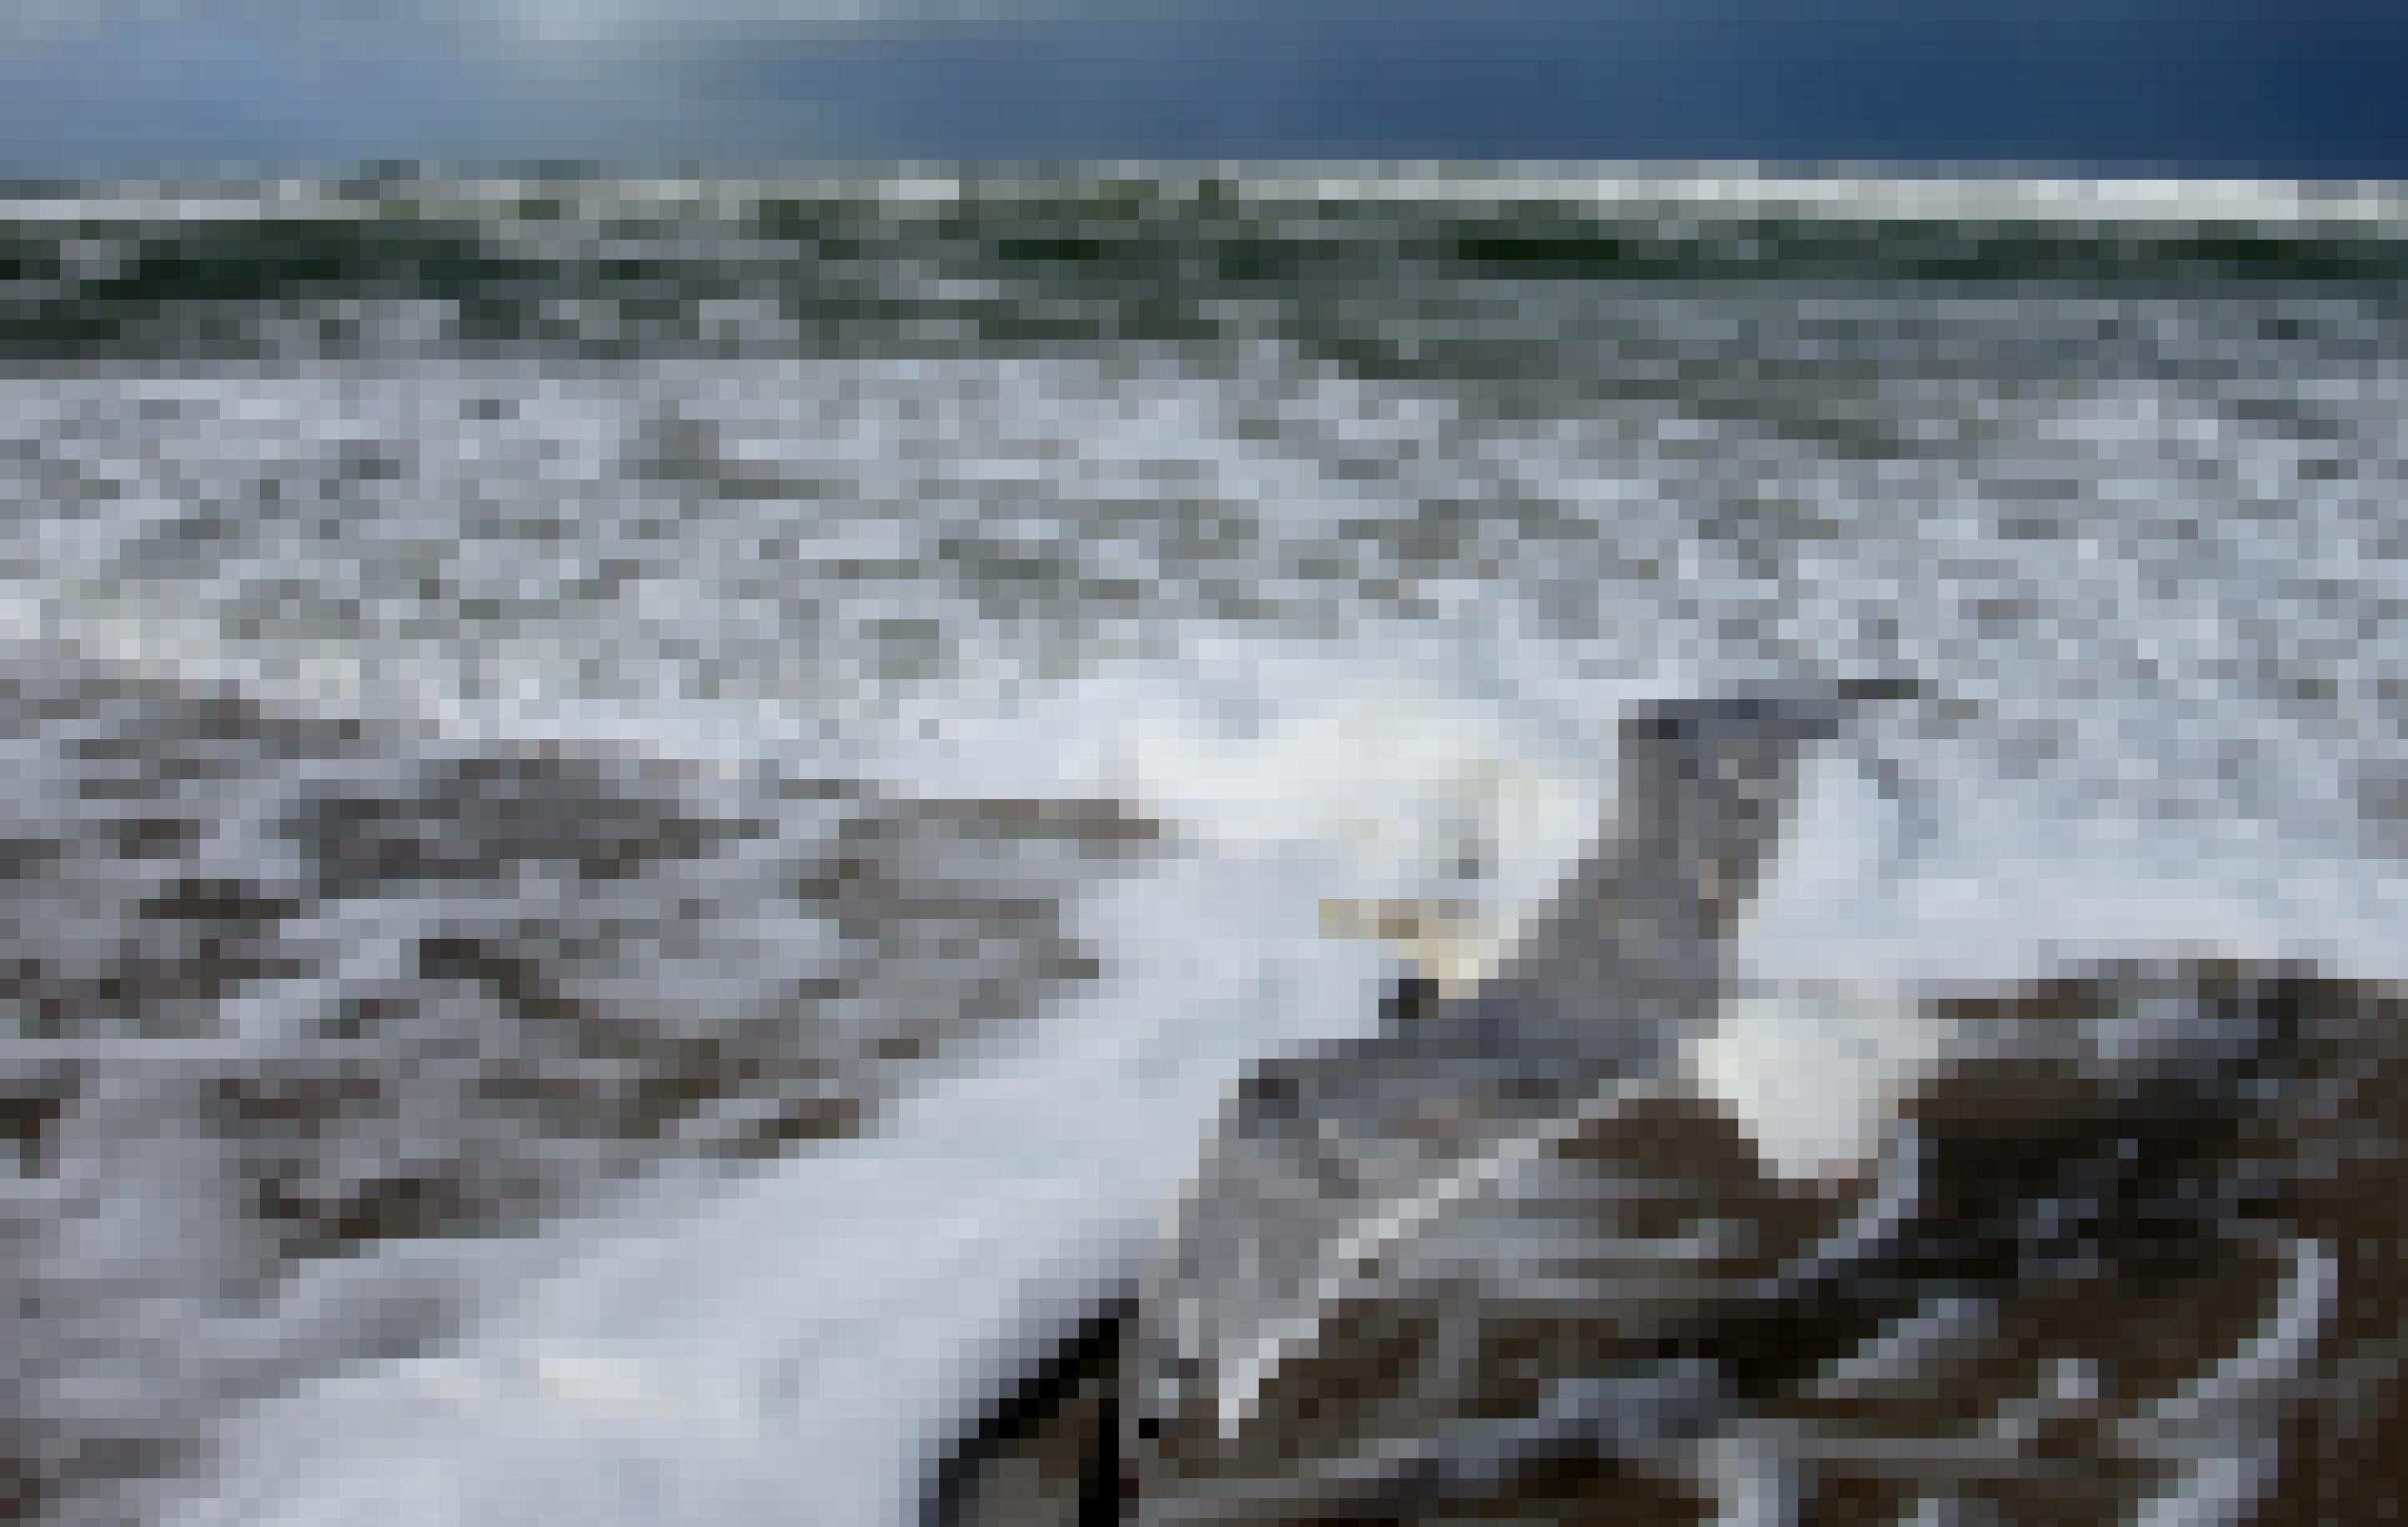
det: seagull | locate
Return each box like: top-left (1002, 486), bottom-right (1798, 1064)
top-left (1112, 684), bottom-right (1900, 1525)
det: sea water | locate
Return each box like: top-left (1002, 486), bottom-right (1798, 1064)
top-left (2, 169), bottom-right (2405, 1526)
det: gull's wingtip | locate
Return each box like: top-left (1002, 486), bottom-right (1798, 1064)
top-left (1621, 674), bottom-right (1927, 743)
top-left (1830, 673), bottom-right (1928, 709)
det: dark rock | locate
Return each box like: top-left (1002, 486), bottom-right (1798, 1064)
top-left (0, 637), bottom-right (1161, 1525)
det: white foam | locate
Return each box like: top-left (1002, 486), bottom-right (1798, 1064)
top-left (171, 821), bottom-right (1394, 1527)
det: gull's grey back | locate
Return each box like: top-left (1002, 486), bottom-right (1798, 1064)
top-left (1222, 685), bottom-right (1890, 1149)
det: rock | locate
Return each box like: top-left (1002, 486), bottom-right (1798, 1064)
top-left (0, 637), bottom-right (1164, 1526)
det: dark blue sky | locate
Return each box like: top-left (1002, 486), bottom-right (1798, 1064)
top-left (2, 0), bottom-right (2402, 177)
